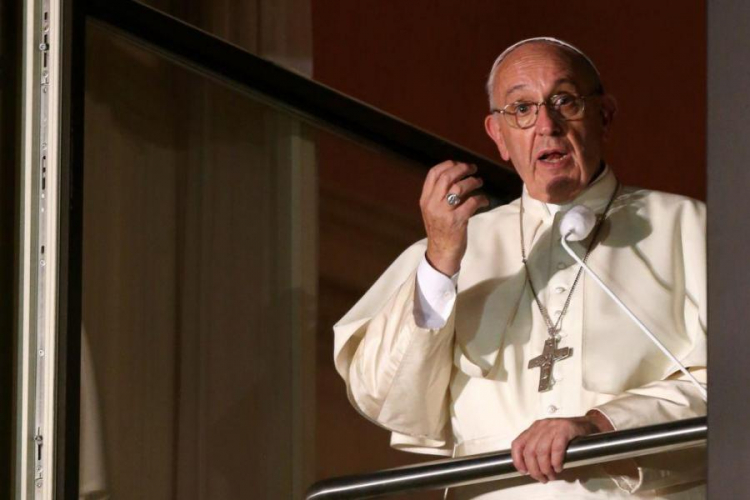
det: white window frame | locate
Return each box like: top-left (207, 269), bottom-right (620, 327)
top-left (16, 0), bottom-right (63, 498)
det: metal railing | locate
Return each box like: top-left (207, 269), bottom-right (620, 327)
top-left (306, 416), bottom-right (707, 499)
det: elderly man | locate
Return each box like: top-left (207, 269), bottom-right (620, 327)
top-left (333, 38), bottom-right (706, 499)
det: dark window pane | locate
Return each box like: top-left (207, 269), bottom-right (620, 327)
top-left (82, 21), bottom-right (437, 499)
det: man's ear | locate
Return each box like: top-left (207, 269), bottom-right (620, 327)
top-left (484, 114), bottom-right (510, 162)
top-left (600, 94), bottom-right (618, 139)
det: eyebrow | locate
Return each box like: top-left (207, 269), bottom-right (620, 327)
top-left (504, 84), bottom-right (528, 99)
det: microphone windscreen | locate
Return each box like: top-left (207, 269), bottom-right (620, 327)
top-left (561, 205), bottom-right (596, 241)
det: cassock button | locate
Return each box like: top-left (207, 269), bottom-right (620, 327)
top-left (555, 286), bottom-right (566, 294)
top-left (547, 405), bottom-right (559, 414)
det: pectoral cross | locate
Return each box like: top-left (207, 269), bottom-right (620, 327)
top-left (528, 334), bottom-right (573, 392)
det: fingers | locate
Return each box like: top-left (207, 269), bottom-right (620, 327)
top-left (422, 161), bottom-right (477, 202)
top-left (534, 436), bottom-right (555, 482)
top-left (511, 432), bottom-right (528, 475)
top-left (522, 431), bottom-right (554, 483)
top-left (512, 419), bottom-right (586, 483)
top-left (421, 160), bottom-right (458, 203)
top-left (435, 162), bottom-right (477, 197)
top-left (522, 434), bottom-right (545, 482)
top-left (448, 175), bottom-right (484, 199)
top-left (453, 192), bottom-right (490, 218)
top-left (550, 434), bottom-right (568, 475)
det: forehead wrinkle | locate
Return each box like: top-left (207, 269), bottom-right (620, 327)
top-left (493, 43), bottom-right (599, 105)
top-left (506, 77), bottom-right (581, 98)
top-left (500, 68), bottom-right (589, 106)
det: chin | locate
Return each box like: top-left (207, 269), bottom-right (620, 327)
top-left (542, 176), bottom-right (584, 204)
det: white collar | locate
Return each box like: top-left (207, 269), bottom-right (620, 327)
top-left (522, 165), bottom-right (615, 219)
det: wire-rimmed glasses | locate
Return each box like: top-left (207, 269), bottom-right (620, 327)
top-left (491, 92), bottom-right (600, 129)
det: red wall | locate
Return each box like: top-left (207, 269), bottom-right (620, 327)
top-left (312, 0), bottom-right (706, 200)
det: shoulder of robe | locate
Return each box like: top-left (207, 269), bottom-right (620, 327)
top-left (620, 186), bottom-right (705, 213)
top-left (615, 186), bottom-right (705, 230)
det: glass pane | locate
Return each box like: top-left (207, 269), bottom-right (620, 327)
top-left (136, 0), bottom-right (313, 76)
top-left (82, 21), bottom-right (438, 499)
top-left (82, 21), bottom-right (316, 499)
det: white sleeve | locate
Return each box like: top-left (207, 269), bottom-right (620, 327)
top-left (414, 255), bottom-right (459, 329)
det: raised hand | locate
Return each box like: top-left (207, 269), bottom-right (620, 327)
top-left (420, 161), bottom-right (489, 276)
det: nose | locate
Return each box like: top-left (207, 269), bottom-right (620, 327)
top-left (534, 103), bottom-right (563, 136)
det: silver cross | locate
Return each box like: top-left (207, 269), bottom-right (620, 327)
top-left (528, 335), bottom-right (573, 392)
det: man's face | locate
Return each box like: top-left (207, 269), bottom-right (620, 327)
top-left (484, 43), bottom-right (616, 203)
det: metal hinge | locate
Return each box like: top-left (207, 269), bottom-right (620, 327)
top-left (34, 430), bottom-right (44, 489)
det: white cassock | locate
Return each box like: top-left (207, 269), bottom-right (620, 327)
top-left (333, 167), bottom-right (707, 499)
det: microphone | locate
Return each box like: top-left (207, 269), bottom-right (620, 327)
top-left (560, 205), bottom-right (596, 242)
top-left (559, 206), bottom-right (707, 401)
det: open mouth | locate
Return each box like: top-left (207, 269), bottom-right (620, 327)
top-left (537, 149), bottom-right (569, 164)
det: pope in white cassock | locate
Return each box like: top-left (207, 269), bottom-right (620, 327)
top-left (333, 38), bottom-right (707, 499)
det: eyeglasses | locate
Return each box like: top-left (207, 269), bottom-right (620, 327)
top-left (491, 92), bottom-right (600, 129)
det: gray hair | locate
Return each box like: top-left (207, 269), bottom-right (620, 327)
top-left (485, 37), bottom-right (602, 109)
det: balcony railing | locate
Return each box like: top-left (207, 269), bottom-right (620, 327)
top-left (306, 416), bottom-right (707, 500)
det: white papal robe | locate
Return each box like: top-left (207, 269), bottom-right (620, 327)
top-left (333, 168), bottom-right (707, 499)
